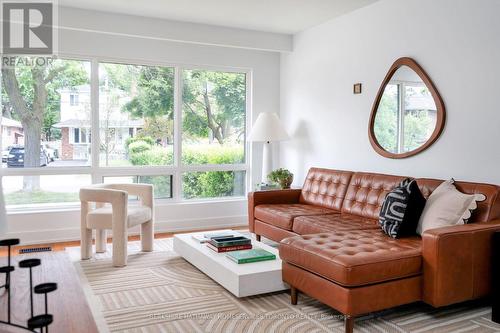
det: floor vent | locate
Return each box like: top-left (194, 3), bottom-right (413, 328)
top-left (19, 247), bottom-right (52, 254)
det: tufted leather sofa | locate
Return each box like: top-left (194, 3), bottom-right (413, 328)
top-left (248, 167), bottom-right (500, 333)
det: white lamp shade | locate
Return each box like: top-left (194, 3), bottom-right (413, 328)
top-left (248, 112), bottom-right (289, 142)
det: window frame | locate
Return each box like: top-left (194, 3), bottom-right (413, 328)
top-left (1, 55), bottom-right (253, 212)
top-left (69, 93), bottom-right (79, 106)
top-left (70, 127), bottom-right (91, 144)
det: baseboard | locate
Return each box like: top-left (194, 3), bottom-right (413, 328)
top-left (6, 215), bottom-right (248, 245)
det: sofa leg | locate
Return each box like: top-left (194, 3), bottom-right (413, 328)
top-left (290, 286), bottom-right (298, 305)
top-left (344, 315), bottom-right (354, 333)
top-left (256, 234), bottom-right (261, 241)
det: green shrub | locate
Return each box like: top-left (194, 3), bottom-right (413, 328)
top-left (129, 146), bottom-right (173, 166)
top-left (128, 140), bottom-right (152, 154)
top-left (182, 170), bottom-right (244, 199)
top-left (138, 175), bottom-right (172, 198)
top-left (129, 144), bottom-right (244, 198)
top-left (125, 136), bottom-right (155, 150)
top-left (182, 145), bottom-right (244, 165)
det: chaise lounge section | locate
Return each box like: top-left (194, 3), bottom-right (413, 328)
top-left (248, 168), bottom-right (500, 333)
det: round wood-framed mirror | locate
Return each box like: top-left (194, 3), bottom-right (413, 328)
top-left (368, 57), bottom-right (446, 159)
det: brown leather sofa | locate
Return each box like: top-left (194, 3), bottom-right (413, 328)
top-left (248, 168), bottom-right (500, 333)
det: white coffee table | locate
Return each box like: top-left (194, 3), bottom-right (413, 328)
top-left (173, 230), bottom-right (288, 297)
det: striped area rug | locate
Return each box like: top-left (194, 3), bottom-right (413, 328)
top-left (70, 238), bottom-right (499, 333)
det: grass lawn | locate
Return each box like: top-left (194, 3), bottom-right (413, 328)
top-left (5, 190), bottom-right (79, 205)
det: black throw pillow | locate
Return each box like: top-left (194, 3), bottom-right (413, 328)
top-left (379, 178), bottom-right (426, 238)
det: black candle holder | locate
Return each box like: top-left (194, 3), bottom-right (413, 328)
top-left (0, 238), bottom-right (57, 333)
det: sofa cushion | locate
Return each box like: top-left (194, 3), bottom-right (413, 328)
top-left (293, 214), bottom-right (379, 234)
top-left (341, 172), bottom-right (406, 220)
top-left (299, 168), bottom-right (353, 211)
top-left (254, 204), bottom-right (335, 230)
top-left (417, 179), bottom-right (486, 235)
top-left (279, 229), bottom-right (422, 287)
top-left (87, 206), bottom-right (152, 229)
top-left (417, 178), bottom-right (500, 223)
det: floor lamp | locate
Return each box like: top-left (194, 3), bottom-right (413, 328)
top-left (248, 112), bottom-right (289, 186)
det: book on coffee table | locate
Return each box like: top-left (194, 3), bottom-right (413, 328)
top-left (206, 243), bottom-right (252, 253)
top-left (209, 236), bottom-right (251, 248)
top-left (226, 248), bottom-right (276, 264)
top-left (191, 231), bottom-right (234, 243)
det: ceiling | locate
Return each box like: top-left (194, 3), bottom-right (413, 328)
top-left (58, 0), bottom-right (378, 34)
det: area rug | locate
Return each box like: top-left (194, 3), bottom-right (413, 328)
top-left (68, 238), bottom-right (499, 333)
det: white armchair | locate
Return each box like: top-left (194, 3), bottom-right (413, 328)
top-left (79, 183), bottom-right (154, 267)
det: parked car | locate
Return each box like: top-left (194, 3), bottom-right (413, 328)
top-left (2, 145), bottom-right (21, 163)
top-left (7, 147), bottom-right (49, 167)
top-left (41, 143), bottom-right (58, 162)
top-left (2, 148), bottom-right (10, 163)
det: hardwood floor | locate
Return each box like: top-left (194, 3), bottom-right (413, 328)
top-left (0, 252), bottom-right (98, 333)
top-left (0, 226), bottom-right (247, 332)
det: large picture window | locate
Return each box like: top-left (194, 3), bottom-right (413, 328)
top-left (1, 59), bottom-right (91, 167)
top-left (2, 174), bottom-right (91, 208)
top-left (98, 63), bottom-right (174, 167)
top-left (1, 57), bottom-right (248, 210)
top-left (182, 70), bottom-right (246, 165)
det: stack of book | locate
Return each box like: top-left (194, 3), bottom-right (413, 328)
top-left (206, 236), bottom-right (252, 253)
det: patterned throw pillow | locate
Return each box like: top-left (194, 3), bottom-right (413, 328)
top-left (379, 178), bottom-right (426, 238)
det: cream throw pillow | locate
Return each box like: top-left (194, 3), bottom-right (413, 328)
top-left (416, 179), bottom-right (486, 235)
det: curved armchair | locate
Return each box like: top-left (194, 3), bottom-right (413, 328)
top-left (80, 183), bottom-right (154, 267)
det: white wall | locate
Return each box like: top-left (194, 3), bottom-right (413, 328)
top-left (58, 7), bottom-right (292, 52)
top-left (5, 8), bottom-right (285, 244)
top-left (280, 0), bottom-right (500, 186)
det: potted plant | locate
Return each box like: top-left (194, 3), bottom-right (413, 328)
top-left (268, 168), bottom-right (294, 189)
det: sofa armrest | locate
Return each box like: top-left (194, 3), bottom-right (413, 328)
top-left (422, 220), bottom-right (500, 306)
top-left (247, 189), bottom-right (302, 233)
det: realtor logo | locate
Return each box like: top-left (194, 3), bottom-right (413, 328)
top-left (1, 1), bottom-right (55, 55)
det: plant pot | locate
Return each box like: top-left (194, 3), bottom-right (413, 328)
top-left (279, 176), bottom-right (293, 189)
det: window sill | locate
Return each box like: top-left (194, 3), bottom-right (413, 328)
top-left (6, 196), bottom-right (247, 215)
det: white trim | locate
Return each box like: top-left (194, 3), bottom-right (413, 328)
top-left (173, 66), bottom-right (182, 202)
top-left (5, 196), bottom-right (246, 214)
top-left (69, 127), bottom-right (74, 144)
top-left (91, 58), bottom-right (100, 182)
top-left (5, 215), bottom-right (247, 245)
top-left (245, 71), bottom-right (253, 193)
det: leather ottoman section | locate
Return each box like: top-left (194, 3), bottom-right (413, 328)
top-left (279, 229), bottom-right (422, 287)
top-left (282, 262), bottom-right (422, 316)
top-left (254, 204), bottom-right (336, 230)
top-left (293, 214), bottom-right (379, 235)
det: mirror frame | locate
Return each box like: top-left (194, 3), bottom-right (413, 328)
top-left (368, 57), bottom-right (446, 159)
